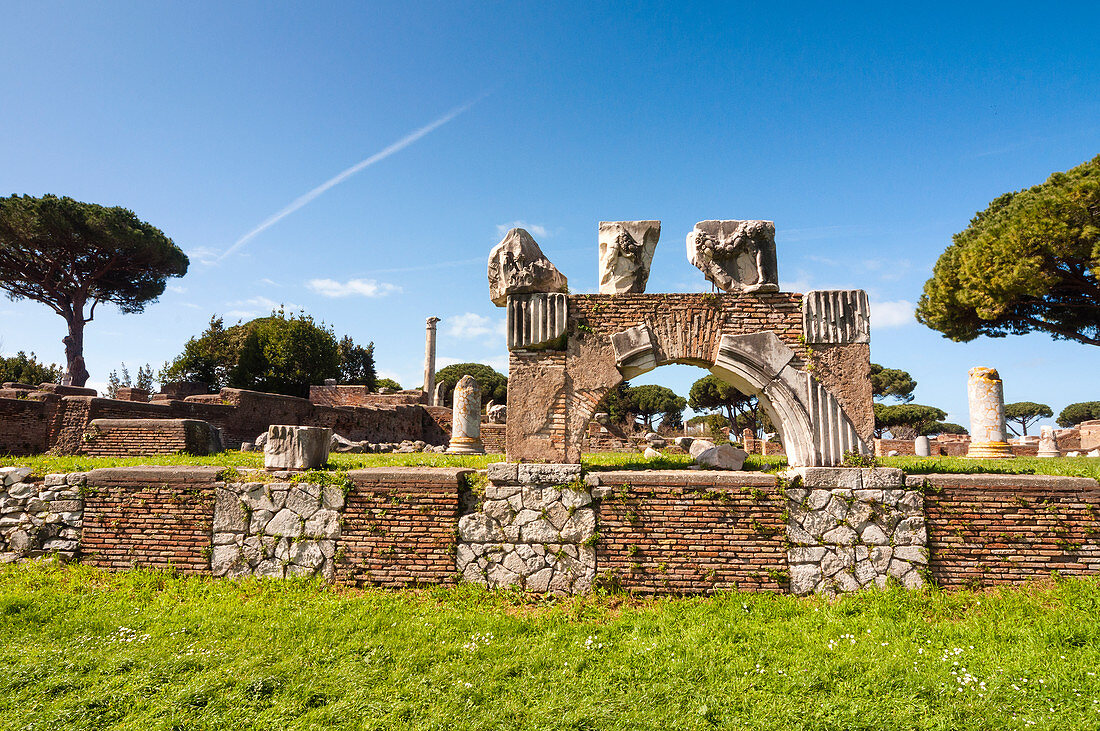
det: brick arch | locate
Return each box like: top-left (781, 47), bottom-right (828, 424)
top-left (505, 293), bottom-right (871, 466)
top-left (563, 333), bottom-right (823, 466)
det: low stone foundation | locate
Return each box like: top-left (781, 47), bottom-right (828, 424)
top-left (0, 467), bottom-right (83, 561)
top-left (786, 468), bottom-right (927, 594)
top-left (458, 464), bottom-right (596, 593)
top-left (2, 464), bottom-right (1098, 596)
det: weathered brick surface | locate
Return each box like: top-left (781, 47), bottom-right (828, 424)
top-left (80, 466), bottom-right (222, 573)
top-left (334, 468), bottom-right (469, 587)
top-left (508, 292), bottom-right (872, 462)
top-left (923, 474), bottom-right (1100, 589)
top-left (590, 470), bottom-right (788, 594)
top-left (79, 419), bottom-right (218, 457)
top-left (0, 397), bottom-right (50, 455)
top-left (19, 387), bottom-right (449, 456)
top-left (480, 423), bottom-right (506, 453)
top-left (309, 385), bottom-right (428, 407)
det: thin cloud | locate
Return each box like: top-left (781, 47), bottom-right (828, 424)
top-left (445, 312), bottom-right (506, 338)
top-left (871, 300), bottom-right (915, 328)
top-left (220, 94), bottom-right (487, 262)
top-left (307, 278), bottom-right (401, 298)
top-left (350, 257), bottom-right (484, 276)
top-left (187, 246), bottom-right (222, 266)
top-left (222, 296), bottom-right (301, 321)
top-left (496, 221), bottom-right (549, 239)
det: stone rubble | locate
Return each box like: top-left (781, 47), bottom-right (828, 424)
top-left (210, 480), bottom-right (343, 580)
top-left (244, 433), bottom-right (446, 454)
top-left (785, 467), bottom-right (927, 595)
top-left (0, 470), bottom-right (84, 563)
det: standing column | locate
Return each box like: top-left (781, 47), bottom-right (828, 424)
top-left (965, 367), bottom-right (1014, 459)
top-left (423, 316), bottom-right (440, 404)
top-left (446, 375), bottom-right (486, 454)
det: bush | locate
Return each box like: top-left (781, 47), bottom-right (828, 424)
top-left (0, 351), bottom-right (62, 385)
top-left (161, 310), bottom-right (375, 398)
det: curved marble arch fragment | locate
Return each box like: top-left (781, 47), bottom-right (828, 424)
top-left (610, 324), bottom-right (658, 379)
top-left (709, 332), bottom-right (868, 467)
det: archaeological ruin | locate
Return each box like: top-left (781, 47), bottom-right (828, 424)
top-left (1, 218), bottom-right (1099, 597)
top-left (495, 220), bottom-right (873, 466)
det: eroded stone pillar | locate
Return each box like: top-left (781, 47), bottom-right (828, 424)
top-left (1037, 425), bottom-right (1060, 458)
top-left (965, 367), bottom-right (1014, 459)
top-left (446, 375), bottom-right (485, 454)
top-left (423, 317), bottom-right (440, 404)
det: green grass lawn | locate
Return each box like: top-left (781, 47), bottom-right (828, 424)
top-left (877, 455), bottom-right (1100, 480)
top-left (2, 450), bottom-right (1098, 481)
top-left (1, 562), bottom-right (1098, 730)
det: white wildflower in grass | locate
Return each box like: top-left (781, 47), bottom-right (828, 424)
top-left (462, 631), bottom-right (494, 652)
top-left (583, 634), bottom-right (606, 651)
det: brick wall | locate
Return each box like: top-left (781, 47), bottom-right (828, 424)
top-left (309, 385), bottom-right (427, 407)
top-left (8, 387), bottom-right (449, 456)
top-left (80, 466), bottom-right (222, 573)
top-left (875, 437), bottom-right (973, 457)
top-left (923, 474), bottom-right (1100, 589)
top-left (481, 423), bottom-right (506, 452)
top-left (0, 397), bottom-right (50, 455)
top-left (589, 470), bottom-right (789, 594)
top-left (334, 468), bottom-right (469, 587)
top-left (79, 419), bottom-right (220, 457)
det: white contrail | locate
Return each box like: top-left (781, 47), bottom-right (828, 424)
top-left (218, 96), bottom-right (483, 261)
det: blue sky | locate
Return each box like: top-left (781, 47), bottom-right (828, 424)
top-left (1, 1), bottom-right (1097, 430)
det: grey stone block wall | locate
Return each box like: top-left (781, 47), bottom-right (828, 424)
top-left (0, 469), bottom-right (84, 562)
top-left (786, 468), bottom-right (928, 595)
top-left (211, 481), bottom-right (344, 580)
top-left (457, 463), bottom-right (597, 593)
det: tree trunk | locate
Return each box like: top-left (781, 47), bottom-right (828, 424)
top-left (62, 316), bottom-right (90, 387)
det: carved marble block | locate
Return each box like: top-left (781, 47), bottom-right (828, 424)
top-left (686, 220), bottom-right (779, 293)
top-left (264, 425), bottom-right (332, 470)
top-left (1037, 425), bottom-right (1060, 458)
top-left (488, 228), bottom-right (568, 307)
top-left (610, 325), bottom-right (657, 379)
top-left (598, 220), bottom-right (660, 294)
top-left (802, 290), bottom-right (870, 344)
top-left (507, 293), bottom-right (568, 350)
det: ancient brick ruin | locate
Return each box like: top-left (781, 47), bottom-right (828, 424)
top-left (494, 221), bottom-right (874, 466)
top-left (0, 383), bottom-right (450, 457)
top-left (3, 464), bottom-right (1098, 596)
